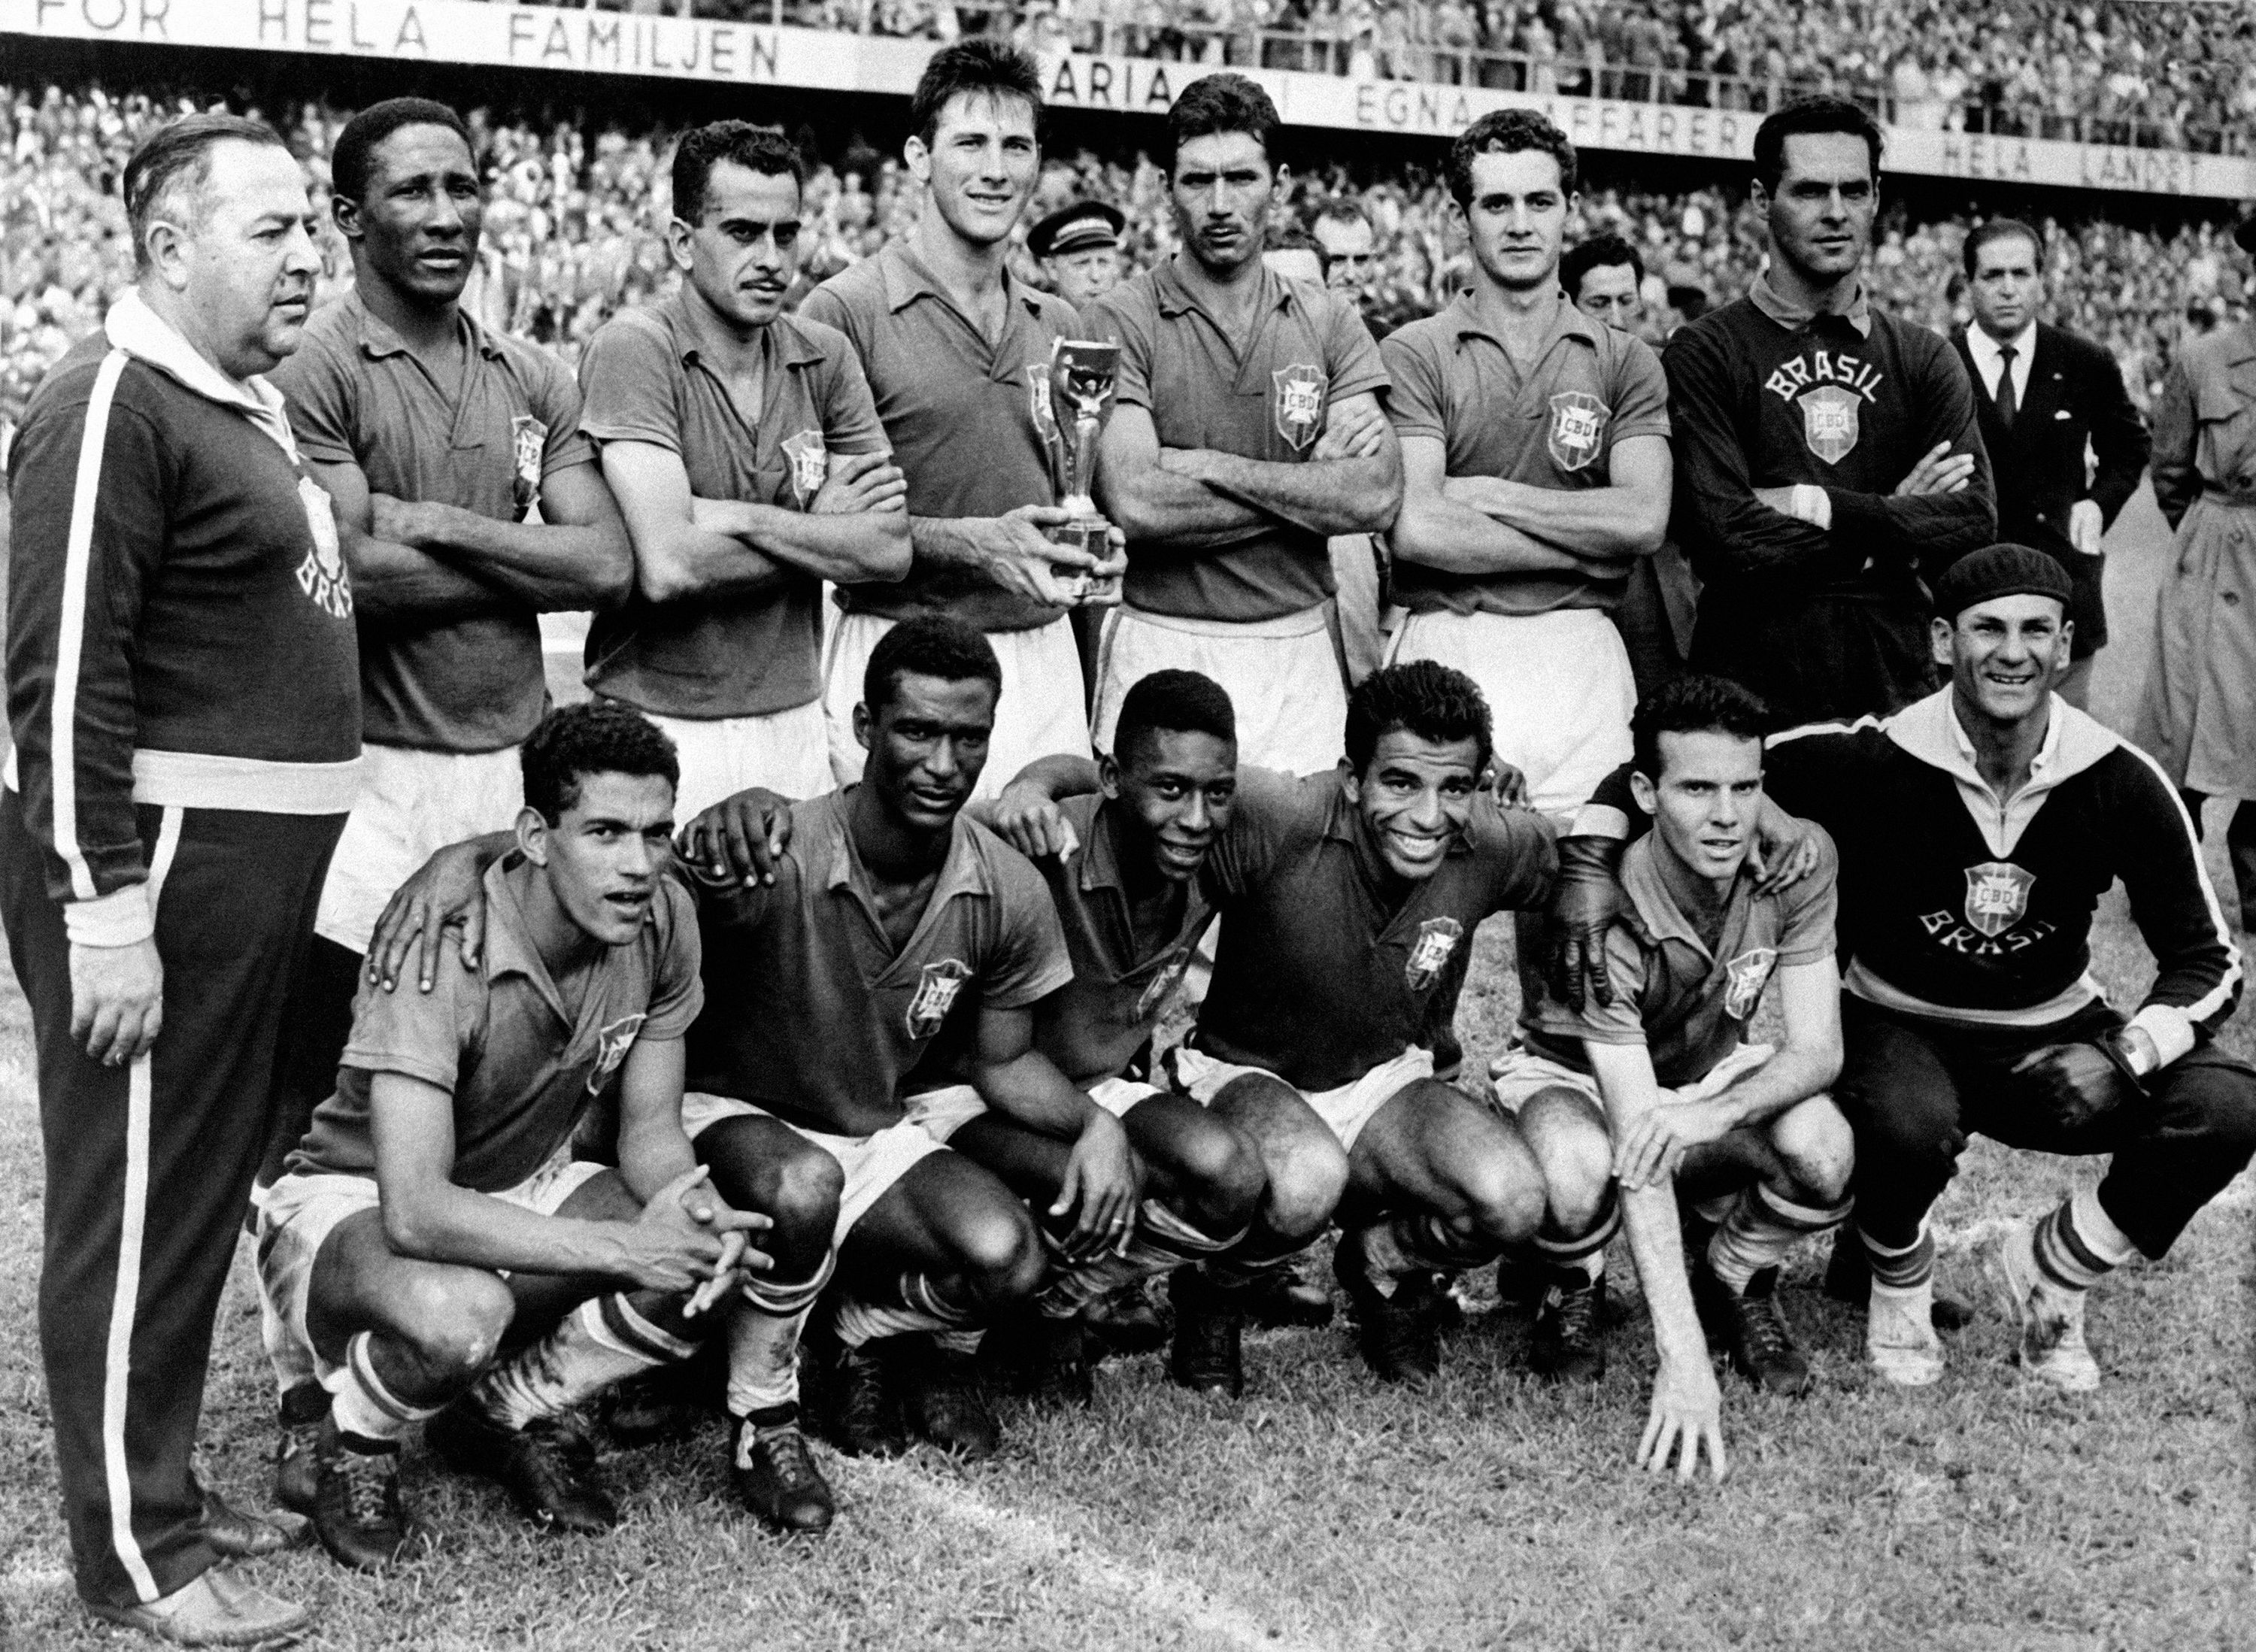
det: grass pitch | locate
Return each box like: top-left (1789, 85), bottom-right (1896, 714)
top-left (0, 490), bottom-right (2249, 1650)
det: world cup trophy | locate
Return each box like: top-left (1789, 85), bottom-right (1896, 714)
top-left (1036, 338), bottom-right (1123, 605)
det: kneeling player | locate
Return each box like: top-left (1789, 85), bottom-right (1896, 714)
top-left (951, 671), bottom-right (1266, 1401)
top-left (1497, 676), bottom-right (1851, 1480)
top-left (1002, 662), bottom-right (1561, 1389)
top-left (259, 705), bottom-right (769, 1569)
top-left (681, 617), bottom-right (1139, 1462)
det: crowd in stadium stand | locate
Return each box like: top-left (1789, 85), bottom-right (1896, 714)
top-left (517, 0), bottom-right (2256, 153)
top-left (2, 79), bottom-right (2244, 432)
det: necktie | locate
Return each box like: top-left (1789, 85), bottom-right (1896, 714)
top-left (1994, 343), bottom-right (2018, 431)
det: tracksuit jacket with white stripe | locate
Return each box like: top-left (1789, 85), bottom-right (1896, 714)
top-left (5, 294), bottom-right (362, 939)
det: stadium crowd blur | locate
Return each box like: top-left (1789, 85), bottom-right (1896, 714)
top-left (2, 77), bottom-right (2246, 432)
top-left (519, 0), bottom-right (2256, 154)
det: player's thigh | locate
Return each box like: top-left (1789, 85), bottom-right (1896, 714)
top-left (696, 1112), bottom-right (848, 1217)
top-left (1351, 1078), bottom-right (1544, 1220)
top-left (947, 1111), bottom-right (1076, 1206)
top-left (845, 1149), bottom-right (1039, 1282)
top-left (1205, 1071), bottom-right (1349, 1214)
top-left (304, 1206), bottom-right (516, 1369)
top-left (1123, 1090), bottom-right (1259, 1201)
top-left (500, 1168), bottom-right (645, 1328)
top-left (1836, 1002), bottom-right (1969, 1156)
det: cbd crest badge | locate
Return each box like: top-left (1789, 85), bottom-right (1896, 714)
top-left (1721, 947), bottom-right (1778, 1020)
top-left (1273, 363), bottom-right (1326, 451)
top-left (781, 429), bottom-right (829, 508)
top-left (294, 475), bottom-right (353, 619)
top-left (1404, 917), bottom-right (1464, 993)
top-left (1798, 384), bottom-right (1860, 465)
top-left (587, 1012), bottom-right (648, 1093)
top-left (510, 414), bottom-right (544, 519)
top-left (906, 959), bottom-right (973, 1039)
top-left (1546, 392), bottom-right (1609, 473)
top-left (1963, 861), bottom-right (2035, 938)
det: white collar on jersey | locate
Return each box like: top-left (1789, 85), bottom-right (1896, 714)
top-left (103, 289), bottom-right (302, 463)
top-left (1880, 686), bottom-right (2119, 859)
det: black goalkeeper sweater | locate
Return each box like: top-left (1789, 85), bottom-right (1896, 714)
top-left (1663, 296), bottom-right (1997, 723)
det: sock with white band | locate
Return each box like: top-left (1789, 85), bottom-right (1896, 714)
top-left (472, 1294), bottom-right (698, 1431)
top-left (1706, 1185), bottom-right (1853, 1293)
top-left (1036, 1199), bottom-right (1247, 1320)
top-left (2032, 1186), bottom-right (2139, 1290)
top-left (329, 1330), bottom-right (444, 1447)
top-left (724, 1252), bottom-right (835, 1420)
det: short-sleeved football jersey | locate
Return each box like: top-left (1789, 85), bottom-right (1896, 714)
top-left (271, 290), bottom-right (592, 753)
top-left (1519, 824), bottom-right (1839, 1087)
top-left (1029, 792), bottom-right (1220, 1085)
top-left (1193, 767), bottom-right (1557, 1090)
top-left (1082, 259), bottom-right (1389, 623)
top-left (578, 296), bottom-right (888, 719)
top-left (290, 856), bottom-right (705, 1191)
top-left (1382, 296), bottom-right (1669, 617)
top-left (687, 788), bottom-right (1075, 1135)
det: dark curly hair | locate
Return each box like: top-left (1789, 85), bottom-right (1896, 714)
top-left (521, 702), bottom-right (681, 825)
top-left (1345, 661), bottom-right (1493, 778)
top-left (330, 98), bottom-right (474, 203)
top-left (1561, 234), bottom-right (1645, 304)
top-left (1446, 109), bottom-right (1576, 212)
top-left (908, 37), bottom-right (1044, 149)
top-left (1630, 674), bottom-right (1772, 781)
top-left (1166, 73), bottom-right (1281, 172)
top-left (670, 122), bottom-right (805, 224)
top-left (863, 614), bottom-right (1003, 717)
top-left (1113, 670), bottom-right (1236, 768)
top-left (1751, 95), bottom-right (1883, 194)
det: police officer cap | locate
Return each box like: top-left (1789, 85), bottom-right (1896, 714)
top-left (1029, 199), bottom-right (1125, 261)
top-left (1932, 543), bottom-right (2074, 620)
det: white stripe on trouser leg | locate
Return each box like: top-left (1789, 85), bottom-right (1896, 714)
top-left (52, 349), bottom-right (131, 902)
top-left (103, 805), bottom-right (180, 1603)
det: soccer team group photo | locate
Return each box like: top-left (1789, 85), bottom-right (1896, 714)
top-left (0, 2), bottom-right (2248, 1647)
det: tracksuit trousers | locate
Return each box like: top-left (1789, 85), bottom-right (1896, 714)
top-left (1836, 996), bottom-right (2256, 1258)
top-left (0, 789), bottom-right (343, 1610)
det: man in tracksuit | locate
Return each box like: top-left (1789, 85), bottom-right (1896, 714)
top-left (1663, 96), bottom-right (1996, 726)
top-left (0, 116), bottom-right (359, 1646)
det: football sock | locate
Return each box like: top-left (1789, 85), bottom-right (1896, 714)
top-left (1859, 1220), bottom-right (1935, 1293)
top-left (833, 1271), bottom-right (979, 1350)
top-left (329, 1331), bottom-right (442, 1445)
top-left (2031, 1187), bottom-right (2137, 1291)
top-left (1692, 1192), bottom-right (1738, 1226)
top-left (472, 1295), bottom-right (697, 1431)
top-left (1036, 1199), bottom-right (1247, 1320)
top-left (725, 1252), bottom-right (835, 1419)
top-left (1532, 1192), bottom-right (1619, 1286)
top-left (1707, 1185), bottom-right (1853, 1294)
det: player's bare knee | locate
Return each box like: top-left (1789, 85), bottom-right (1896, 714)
top-left (763, 1145), bottom-right (847, 1237)
top-left (951, 1202), bottom-right (1045, 1301)
top-left (399, 1269), bottom-right (515, 1382)
top-left (1172, 1117), bottom-right (1267, 1234)
top-left (1459, 1156), bottom-right (1550, 1246)
top-left (1263, 1135), bottom-right (1349, 1243)
top-left (1770, 1096), bottom-right (1855, 1205)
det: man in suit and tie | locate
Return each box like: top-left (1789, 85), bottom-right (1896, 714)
top-left (1953, 219), bottom-right (2150, 711)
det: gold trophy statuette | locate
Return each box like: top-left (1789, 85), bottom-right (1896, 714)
top-left (1042, 338), bottom-right (1122, 605)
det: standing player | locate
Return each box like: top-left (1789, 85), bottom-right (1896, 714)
top-left (579, 121), bottom-right (910, 817)
top-left (1951, 218), bottom-right (2148, 714)
top-left (948, 671), bottom-right (1266, 1398)
top-left (1664, 97), bottom-right (1995, 726)
top-left (257, 705), bottom-right (766, 1567)
top-left (1572, 547), bottom-right (2254, 1388)
top-left (678, 617), bottom-right (1140, 1460)
top-left (260, 99), bottom-right (632, 1201)
top-left (2, 115), bottom-right (353, 1646)
top-left (1084, 73), bottom-right (1400, 778)
top-left (1382, 111), bottom-right (1671, 818)
top-left (1563, 232), bottom-right (1701, 701)
top-left (1496, 674), bottom-right (1851, 1471)
top-left (999, 662), bottom-right (1562, 1390)
top-left (800, 41), bottom-right (1120, 799)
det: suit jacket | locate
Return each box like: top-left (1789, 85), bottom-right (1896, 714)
top-left (1952, 322), bottom-right (2150, 654)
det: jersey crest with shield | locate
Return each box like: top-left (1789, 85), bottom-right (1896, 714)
top-left (1274, 363), bottom-right (1327, 451)
top-left (1722, 947), bottom-right (1778, 1020)
top-left (510, 413), bottom-right (544, 518)
top-left (1798, 384), bottom-right (1861, 464)
top-left (1963, 861), bottom-right (2036, 937)
top-left (1547, 392), bottom-right (1609, 473)
top-left (586, 1012), bottom-right (649, 1093)
top-left (906, 958), bottom-right (974, 1039)
top-left (782, 429), bottom-right (829, 508)
top-left (1404, 917), bottom-right (1464, 993)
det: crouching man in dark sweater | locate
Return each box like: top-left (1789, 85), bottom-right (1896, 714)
top-left (1664, 96), bottom-right (1996, 726)
top-left (1568, 546), bottom-right (2254, 1393)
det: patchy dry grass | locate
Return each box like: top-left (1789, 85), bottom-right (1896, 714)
top-left (2, 490), bottom-right (2250, 1650)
